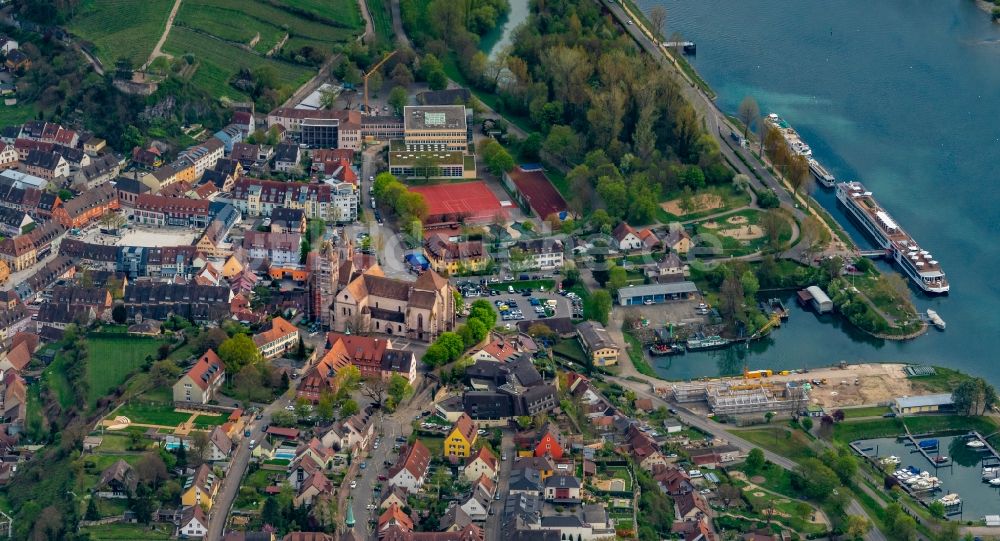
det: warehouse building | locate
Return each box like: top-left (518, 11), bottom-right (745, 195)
top-left (617, 281), bottom-right (698, 306)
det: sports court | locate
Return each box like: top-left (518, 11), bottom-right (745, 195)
top-left (506, 165), bottom-right (568, 220)
top-left (409, 181), bottom-right (509, 225)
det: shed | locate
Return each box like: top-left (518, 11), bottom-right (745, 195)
top-left (617, 281), bottom-right (698, 306)
top-left (805, 285), bottom-right (832, 313)
top-left (894, 393), bottom-right (954, 415)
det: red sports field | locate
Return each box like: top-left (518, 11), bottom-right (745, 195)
top-left (508, 166), bottom-right (567, 219)
top-left (409, 181), bottom-right (508, 224)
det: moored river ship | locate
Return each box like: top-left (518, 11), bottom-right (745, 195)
top-left (836, 181), bottom-right (949, 294)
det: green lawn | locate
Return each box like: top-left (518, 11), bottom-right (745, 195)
top-left (737, 427), bottom-right (816, 462)
top-left (622, 331), bottom-right (655, 377)
top-left (162, 26), bottom-right (314, 102)
top-left (830, 418), bottom-right (903, 443)
top-left (114, 402), bottom-right (191, 427)
top-left (0, 103), bottom-right (37, 126)
top-left (908, 366), bottom-right (974, 394)
top-left (44, 350), bottom-right (75, 411)
top-left (80, 523), bottom-right (174, 540)
top-left (285, 0), bottom-right (365, 29)
top-left (367, 0), bottom-right (394, 45)
top-left (192, 413), bottom-right (230, 429)
top-left (841, 406), bottom-right (891, 419)
top-left (87, 335), bottom-right (163, 408)
top-left (552, 338), bottom-right (587, 364)
top-left (66, 0), bottom-right (176, 66)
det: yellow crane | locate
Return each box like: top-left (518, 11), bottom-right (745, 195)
top-left (363, 50), bottom-right (397, 113)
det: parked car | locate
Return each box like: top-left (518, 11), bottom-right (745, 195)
top-left (350, 480), bottom-right (357, 488)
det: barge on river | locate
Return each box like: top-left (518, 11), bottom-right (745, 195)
top-left (836, 181), bottom-right (949, 294)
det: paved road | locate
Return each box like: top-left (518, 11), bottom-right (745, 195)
top-left (484, 433), bottom-right (514, 541)
top-left (345, 381), bottom-right (432, 536)
top-left (608, 376), bottom-right (887, 541)
top-left (206, 382), bottom-right (299, 541)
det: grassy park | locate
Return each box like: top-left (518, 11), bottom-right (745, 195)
top-left (87, 334), bottom-right (164, 407)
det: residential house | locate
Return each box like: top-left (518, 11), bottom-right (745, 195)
top-left (378, 503), bottom-right (414, 533)
top-left (381, 348), bottom-right (417, 385)
top-left (311, 148), bottom-right (355, 176)
top-left (72, 153), bottom-right (121, 191)
top-left (172, 349), bottom-right (226, 404)
top-left (0, 143), bottom-right (17, 170)
top-left (380, 485), bottom-right (408, 510)
top-left (533, 423), bottom-right (564, 459)
top-left (95, 459), bottom-right (137, 498)
top-left (182, 464), bottom-right (219, 509)
top-left (128, 194), bottom-right (210, 227)
top-left (0, 207), bottom-right (32, 237)
top-left (294, 471), bottom-right (333, 506)
top-left (471, 335), bottom-right (518, 363)
top-left (663, 226), bottom-right (692, 254)
top-left (270, 207), bottom-right (306, 234)
top-left (5, 49), bottom-right (30, 71)
top-left (576, 321), bottom-right (620, 367)
top-left (387, 440), bottom-right (431, 493)
top-left (688, 445), bottom-right (742, 468)
top-left (243, 231), bottom-right (300, 266)
top-left (675, 491), bottom-right (710, 521)
top-left (22, 150), bottom-right (68, 182)
top-left (543, 474), bottom-right (581, 502)
top-left (647, 252), bottom-right (687, 282)
top-left (463, 446), bottom-right (498, 482)
top-left (511, 238), bottom-right (563, 271)
top-left (444, 413), bottom-right (478, 458)
top-left (231, 143), bottom-right (273, 170)
top-left (252, 316), bottom-right (299, 359)
top-left (178, 506), bottom-right (209, 538)
top-left (214, 125), bottom-right (244, 153)
top-left (612, 223), bottom-right (642, 251)
top-left (637, 228), bottom-right (660, 250)
top-left (206, 426), bottom-right (233, 462)
top-left (441, 505), bottom-right (474, 532)
top-left (459, 488), bottom-right (490, 521)
top-left (423, 233), bottom-right (489, 275)
top-left (320, 413), bottom-right (375, 454)
top-left (273, 143), bottom-right (301, 173)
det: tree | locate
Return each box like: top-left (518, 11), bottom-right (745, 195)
top-left (150, 359), bottom-right (181, 387)
top-left (793, 458), bottom-right (838, 501)
top-left (261, 496), bottom-right (283, 529)
top-left (218, 334), bottom-right (262, 372)
top-left (111, 304), bottom-right (127, 324)
top-left (271, 410), bottom-right (296, 427)
top-left (135, 451), bottom-right (168, 489)
top-left (745, 448), bottom-right (765, 473)
top-left (334, 365), bottom-right (362, 394)
top-left (648, 6), bottom-right (667, 38)
top-left (760, 210), bottom-right (790, 252)
top-left (339, 398), bottom-right (359, 418)
top-left (388, 374), bottom-right (413, 409)
top-left (717, 484), bottom-right (741, 507)
top-left (189, 430), bottom-right (210, 467)
top-left (845, 515), bottom-right (872, 540)
top-left (391, 63), bottom-right (414, 86)
top-left (607, 265), bottom-right (628, 292)
top-left (388, 85), bottom-right (408, 113)
top-left (883, 503), bottom-right (917, 541)
top-left (583, 290), bottom-right (612, 326)
top-left (800, 417), bottom-right (813, 432)
top-left (361, 376), bottom-right (388, 405)
top-left (85, 496), bottom-right (99, 520)
top-left (737, 96), bottom-right (760, 139)
top-left (953, 377), bottom-right (997, 416)
top-left (740, 270), bottom-right (759, 300)
top-left (316, 391), bottom-right (336, 422)
top-left (787, 154), bottom-right (813, 197)
top-left (719, 273), bottom-right (745, 330)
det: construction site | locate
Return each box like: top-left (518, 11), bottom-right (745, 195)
top-left (658, 363), bottom-right (928, 417)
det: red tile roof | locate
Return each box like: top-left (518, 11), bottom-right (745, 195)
top-left (184, 349), bottom-right (225, 390)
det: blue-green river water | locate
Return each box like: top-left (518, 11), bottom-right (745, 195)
top-left (629, 0), bottom-right (1000, 381)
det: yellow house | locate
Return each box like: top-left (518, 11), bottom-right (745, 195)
top-left (0, 259), bottom-right (9, 284)
top-left (576, 321), bottom-right (620, 367)
top-left (181, 464), bottom-right (218, 509)
top-left (444, 413), bottom-right (478, 458)
top-left (423, 233), bottom-right (489, 276)
top-left (222, 255), bottom-right (244, 278)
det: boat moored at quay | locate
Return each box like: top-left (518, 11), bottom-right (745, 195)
top-left (836, 181), bottom-right (949, 294)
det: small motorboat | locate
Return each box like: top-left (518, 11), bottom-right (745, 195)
top-left (989, 478), bottom-right (1000, 487)
top-left (967, 440), bottom-right (986, 449)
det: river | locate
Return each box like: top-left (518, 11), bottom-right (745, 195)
top-left (479, 0), bottom-right (531, 59)
top-left (633, 0), bottom-right (1000, 382)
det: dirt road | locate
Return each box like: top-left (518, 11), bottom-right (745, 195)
top-left (143, 0), bottom-right (183, 70)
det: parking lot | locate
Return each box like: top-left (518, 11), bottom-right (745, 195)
top-left (487, 291), bottom-right (577, 323)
